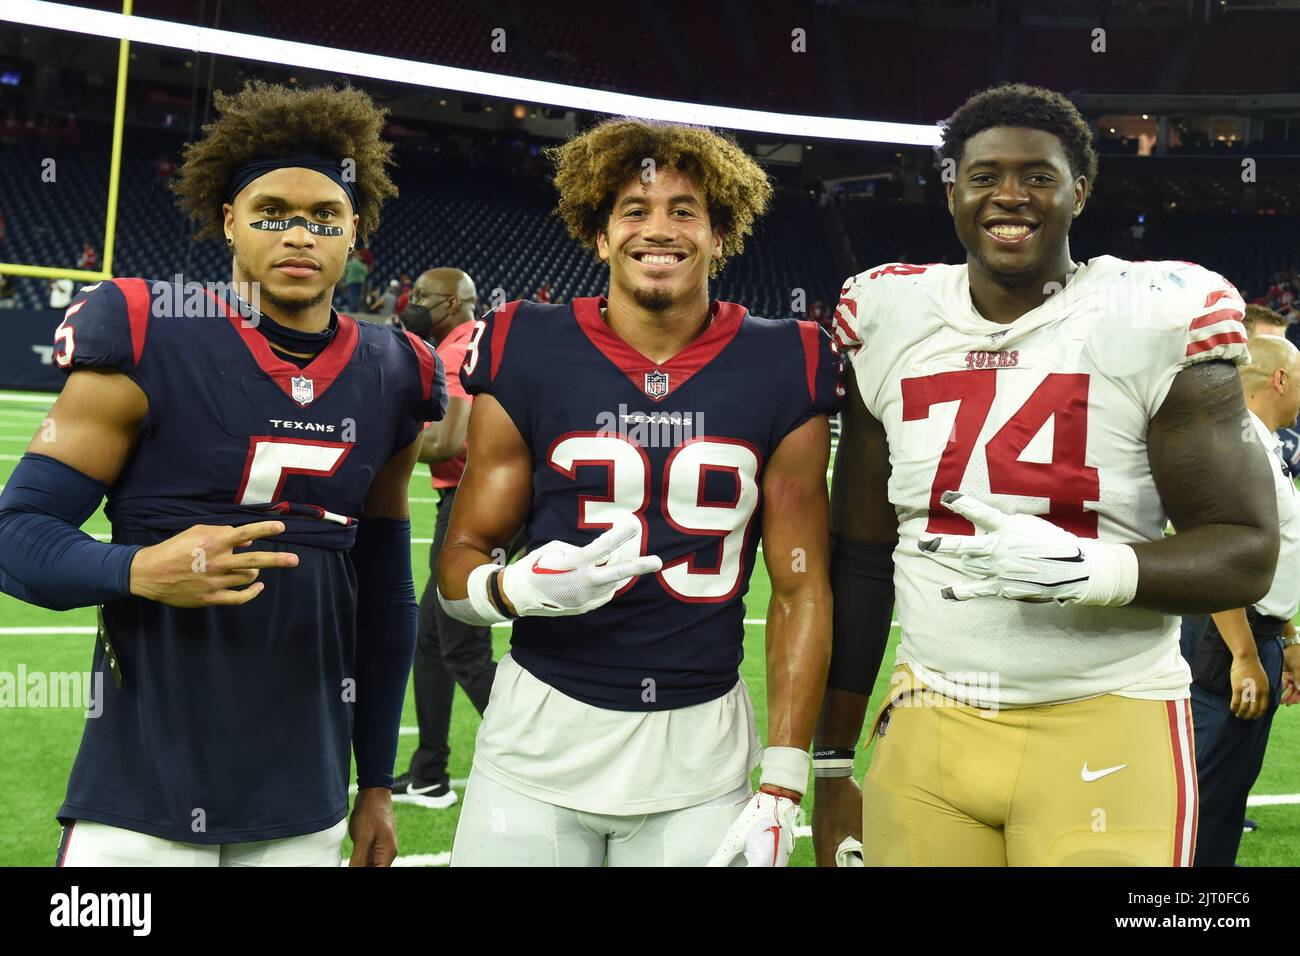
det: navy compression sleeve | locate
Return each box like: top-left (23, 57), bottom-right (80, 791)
top-left (0, 453), bottom-right (140, 611)
top-left (351, 516), bottom-right (419, 790)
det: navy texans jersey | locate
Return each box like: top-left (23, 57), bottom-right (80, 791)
top-left (461, 297), bottom-right (839, 711)
top-left (1281, 426), bottom-right (1299, 477)
top-left (51, 277), bottom-right (445, 844)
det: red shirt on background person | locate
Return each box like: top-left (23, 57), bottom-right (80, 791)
top-left (426, 319), bottom-right (476, 488)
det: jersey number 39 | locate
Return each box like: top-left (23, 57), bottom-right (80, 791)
top-left (549, 433), bottom-right (760, 603)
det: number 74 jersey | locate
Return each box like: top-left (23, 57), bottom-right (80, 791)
top-left (834, 256), bottom-right (1249, 707)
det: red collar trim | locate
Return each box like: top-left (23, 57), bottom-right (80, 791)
top-left (207, 290), bottom-right (359, 406)
top-left (571, 297), bottom-right (746, 402)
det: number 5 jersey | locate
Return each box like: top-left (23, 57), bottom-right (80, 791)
top-left (834, 257), bottom-right (1249, 707)
top-left (49, 277), bottom-right (445, 843)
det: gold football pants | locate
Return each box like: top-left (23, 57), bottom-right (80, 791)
top-left (862, 667), bottom-right (1197, 866)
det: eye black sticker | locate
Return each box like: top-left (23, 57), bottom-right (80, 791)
top-left (249, 216), bottom-right (345, 237)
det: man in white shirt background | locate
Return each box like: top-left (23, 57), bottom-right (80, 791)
top-left (1188, 330), bottom-right (1300, 865)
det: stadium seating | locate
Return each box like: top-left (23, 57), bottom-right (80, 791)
top-left (0, 122), bottom-right (840, 321)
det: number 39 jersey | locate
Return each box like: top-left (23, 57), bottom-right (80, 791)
top-left (462, 297), bottom-right (840, 711)
top-left (835, 256), bottom-right (1249, 707)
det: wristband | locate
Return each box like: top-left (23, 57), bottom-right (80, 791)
top-left (813, 746), bottom-right (856, 778)
top-left (1082, 541), bottom-right (1139, 607)
top-left (487, 566), bottom-right (517, 619)
top-left (438, 562), bottom-right (510, 627)
top-left (759, 745), bottom-right (811, 796)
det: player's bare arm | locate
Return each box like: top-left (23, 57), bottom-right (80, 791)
top-left (417, 394), bottom-right (470, 464)
top-left (437, 393), bottom-right (533, 606)
top-left (1138, 359), bottom-right (1280, 613)
top-left (347, 433), bottom-right (423, 868)
top-left (21, 368), bottom-right (297, 608)
top-left (760, 412), bottom-right (834, 798)
top-left (812, 368), bottom-right (897, 866)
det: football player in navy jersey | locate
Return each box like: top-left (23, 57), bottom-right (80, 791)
top-left (0, 82), bottom-right (445, 866)
top-left (438, 119), bottom-right (838, 866)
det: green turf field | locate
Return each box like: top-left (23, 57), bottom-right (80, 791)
top-left (0, 387), bottom-right (1295, 867)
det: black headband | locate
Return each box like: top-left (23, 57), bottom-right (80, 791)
top-left (225, 153), bottom-right (358, 211)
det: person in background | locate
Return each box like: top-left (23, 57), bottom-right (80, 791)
top-left (535, 282), bottom-right (551, 304)
top-left (0, 273), bottom-right (17, 309)
top-left (1242, 303), bottom-right (1294, 339)
top-left (390, 267), bottom-right (494, 808)
top-left (76, 243), bottom-right (97, 273)
top-left (1186, 333), bottom-right (1300, 866)
top-left (342, 250), bottom-right (368, 314)
top-left (48, 275), bottom-right (74, 309)
top-left (809, 299), bottom-right (827, 331)
top-left (375, 279), bottom-right (399, 316)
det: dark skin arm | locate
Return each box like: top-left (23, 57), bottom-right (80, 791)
top-left (812, 368), bottom-right (897, 866)
top-left (760, 415), bottom-right (834, 802)
top-left (348, 434), bottom-right (421, 868)
top-left (437, 394), bottom-right (533, 605)
top-left (1135, 360), bottom-right (1279, 613)
top-left (417, 395), bottom-right (471, 465)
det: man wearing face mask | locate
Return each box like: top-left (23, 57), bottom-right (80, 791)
top-left (391, 267), bottom-right (496, 808)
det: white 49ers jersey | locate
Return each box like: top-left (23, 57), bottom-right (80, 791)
top-left (835, 256), bottom-right (1249, 706)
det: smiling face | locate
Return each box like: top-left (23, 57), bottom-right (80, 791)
top-left (223, 166), bottom-right (358, 316)
top-left (595, 168), bottom-right (722, 313)
top-left (946, 126), bottom-right (1087, 283)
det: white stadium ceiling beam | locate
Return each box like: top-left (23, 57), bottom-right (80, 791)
top-left (2, 0), bottom-right (944, 147)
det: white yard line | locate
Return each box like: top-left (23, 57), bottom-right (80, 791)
top-left (391, 852), bottom-right (451, 867)
top-left (1246, 793), bottom-right (1300, 806)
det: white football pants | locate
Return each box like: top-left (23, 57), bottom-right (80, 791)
top-left (451, 769), bottom-right (750, 866)
top-left (57, 819), bottom-right (348, 867)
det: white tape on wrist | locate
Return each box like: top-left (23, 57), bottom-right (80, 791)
top-left (1083, 542), bottom-right (1139, 607)
top-left (462, 562), bottom-right (511, 625)
top-left (759, 746), bottom-right (811, 796)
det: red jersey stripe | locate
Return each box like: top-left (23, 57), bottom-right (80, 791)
top-left (1186, 330), bottom-right (1247, 356)
top-left (490, 300), bottom-right (523, 382)
top-left (112, 277), bottom-right (151, 365)
top-left (797, 320), bottom-right (820, 404)
top-left (1188, 308), bottom-right (1244, 332)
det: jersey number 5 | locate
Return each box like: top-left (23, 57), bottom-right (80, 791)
top-left (901, 370), bottom-right (1100, 537)
top-left (236, 437), bottom-right (354, 525)
top-left (549, 433), bottom-right (761, 602)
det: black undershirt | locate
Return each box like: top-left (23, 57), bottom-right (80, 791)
top-left (257, 309), bottom-right (337, 369)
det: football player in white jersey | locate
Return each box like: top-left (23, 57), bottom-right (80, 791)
top-left (811, 84), bottom-right (1280, 867)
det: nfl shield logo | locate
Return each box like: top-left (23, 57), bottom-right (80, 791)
top-left (644, 369), bottom-right (669, 400)
top-left (291, 375), bottom-right (315, 406)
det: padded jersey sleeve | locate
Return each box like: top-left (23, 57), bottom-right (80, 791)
top-left (394, 328), bottom-right (447, 452)
top-left (1123, 263), bottom-right (1249, 418)
top-left (53, 278), bottom-right (152, 383)
top-left (458, 300), bottom-right (531, 438)
top-left (773, 319), bottom-right (842, 445)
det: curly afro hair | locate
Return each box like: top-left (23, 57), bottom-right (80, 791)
top-left (171, 80), bottom-right (398, 245)
top-left (938, 84), bottom-right (1099, 187)
top-left (544, 118), bottom-right (773, 278)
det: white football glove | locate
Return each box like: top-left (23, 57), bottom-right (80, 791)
top-left (500, 514), bottom-right (662, 617)
top-left (706, 790), bottom-right (800, 867)
top-left (918, 491), bottom-right (1138, 607)
top-left (835, 836), bottom-right (864, 867)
